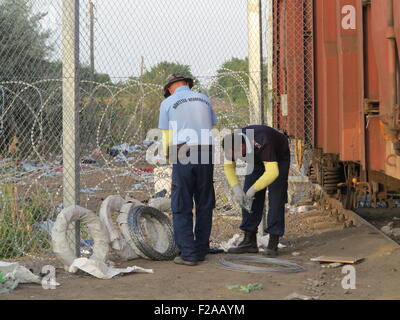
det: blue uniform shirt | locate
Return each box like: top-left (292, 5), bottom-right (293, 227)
top-left (158, 86), bottom-right (218, 145)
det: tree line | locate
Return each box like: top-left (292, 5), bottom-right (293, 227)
top-left (0, 0), bottom-right (252, 157)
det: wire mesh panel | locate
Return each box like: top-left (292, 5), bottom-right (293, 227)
top-left (271, 0), bottom-right (314, 148)
top-left (0, 0), bottom-right (273, 260)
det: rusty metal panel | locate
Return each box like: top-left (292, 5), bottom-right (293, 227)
top-left (272, 0), bottom-right (400, 181)
top-left (370, 0), bottom-right (390, 115)
top-left (363, 4), bottom-right (380, 101)
top-left (336, 0), bottom-right (363, 162)
top-left (314, 0), bottom-right (341, 154)
top-left (369, 0), bottom-right (400, 178)
top-left (272, 0), bottom-right (314, 146)
top-left (396, 0), bottom-right (400, 60)
top-left (366, 117), bottom-right (386, 171)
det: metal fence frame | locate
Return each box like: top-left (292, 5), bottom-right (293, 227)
top-left (59, 0), bottom-right (267, 254)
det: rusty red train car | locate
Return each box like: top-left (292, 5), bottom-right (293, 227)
top-left (272, 0), bottom-right (400, 208)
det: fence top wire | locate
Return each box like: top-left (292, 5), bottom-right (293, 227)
top-left (0, 0), bottom-right (299, 261)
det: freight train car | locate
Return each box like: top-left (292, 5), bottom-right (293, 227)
top-left (272, 0), bottom-right (400, 209)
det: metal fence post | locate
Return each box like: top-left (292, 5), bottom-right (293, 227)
top-left (265, 0), bottom-right (274, 127)
top-left (248, 0), bottom-right (264, 125)
top-left (248, 0), bottom-right (266, 235)
top-left (62, 0), bottom-right (80, 257)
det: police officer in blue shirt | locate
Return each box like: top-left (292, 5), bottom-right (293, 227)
top-left (159, 74), bottom-right (218, 266)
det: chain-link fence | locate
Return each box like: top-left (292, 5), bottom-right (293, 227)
top-left (1, 0), bottom-right (281, 260)
top-left (271, 0), bottom-right (315, 173)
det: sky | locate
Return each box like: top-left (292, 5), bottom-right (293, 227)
top-left (34, 0), bottom-right (268, 81)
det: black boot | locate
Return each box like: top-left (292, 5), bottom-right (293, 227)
top-left (228, 231), bottom-right (259, 254)
top-left (263, 234), bottom-right (279, 257)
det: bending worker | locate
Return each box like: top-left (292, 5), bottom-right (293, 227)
top-left (158, 74), bottom-right (218, 266)
top-left (222, 125), bottom-right (290, 257)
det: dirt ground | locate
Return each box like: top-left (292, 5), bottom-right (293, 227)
top-left (2, 220), bottom-right (400, 300)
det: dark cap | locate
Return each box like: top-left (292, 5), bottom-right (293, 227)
top-left (163, 73), bottom-right (194, 98)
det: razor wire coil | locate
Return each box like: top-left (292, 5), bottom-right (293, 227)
top-left (127, 205), bottom-right (179, 261)
top-left (218, 256), bottom-right (307, 273)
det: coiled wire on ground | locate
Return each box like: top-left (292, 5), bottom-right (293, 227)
top-left (127, 205), bottom-right (179, 261)
top-left (218, 256), bottom-right (306, 273)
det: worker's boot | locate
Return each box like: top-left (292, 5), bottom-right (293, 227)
top-left (228, 231), bottom-right (259, 254)
top-left (263, 234), bottom-right (279, 257)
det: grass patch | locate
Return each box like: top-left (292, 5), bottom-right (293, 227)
top-left (0, 183), bottom-right (52, 259)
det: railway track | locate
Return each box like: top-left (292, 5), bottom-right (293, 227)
top-left (305, 191), bottom-right (400, 247)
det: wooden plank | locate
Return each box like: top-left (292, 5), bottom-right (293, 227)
top-left (310, 256), bottom-right (364, 264)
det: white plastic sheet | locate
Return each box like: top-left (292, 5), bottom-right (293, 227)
top-left (69, 258), bottom-right (153, 279)
top-left (0, 261), bottom-right (46, 294)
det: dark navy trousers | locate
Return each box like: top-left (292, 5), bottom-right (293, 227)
top-left (240, 157), bottom-right (290, 237)
top-left (171, 148), bottom-right (215, 262)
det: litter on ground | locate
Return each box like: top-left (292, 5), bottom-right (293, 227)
top-left (68, 258), bottom-right (153, 279)
top-left (0, 261), bottom-right (55, 294)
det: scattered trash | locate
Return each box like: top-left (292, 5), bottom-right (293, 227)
top-left (38, 171), bottom-right (59, 179)
top-left (285, 292), bottom-right (319, 300)
top-left (258, 234), bottom-right (286, 250)
top-left (21, 161), bottom-right (40, 172)
top-left (0, 262), bottom-right (20, 276)
top-left (227, 283), bottom-right (263, 293)
top-left (0, 274), bottom-right (19, 294)
top-left (292, 251), bottom-right (301, 257)
top-left (152, 189), bottom-right (167, 199)
top-left (55, 204), bottom-right (64, 213)
top-left (68, 257), bottom-right (153, 279)
top-left (381, 222), bottom-right (394, 235)
top-left (311, 256), bottom-right (364, 264)
top-left (220, 234), bottom-right (241, 252)
top-left (133, 167), bottom-right (154, 173)
top-left (33, 220), bottom-right (55, 234)
top-left (108, 143), bottom-right (142, 158)
top-left (0, 158), bottom-right (13, 165)
top-left (80, 186), bottom-right (102, 194)
top-left (221, 234), bottom-right (287, 252)
top-left (143, 140), bottom-right (154, 148)
top-left (90, 148), bottom-right (102, 157)
top-left (321, 262), bottom-right (343, 269)
top-left (0, 261), bottom-right (48, 294)
top-left (81, 156), bottom-right (97, 164)
top-left (380, 222), bottom-right (400, 237)
top-left (132, 183), bottom-right (144, 190)
top-left (295, 205), bottom-right (318, 214)
top-left (80, 239), bottom-right (94, 257)
top-left (114, 154), bottom-right (135, 162)
top-left (392, 228), bottom-right (400, 238)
